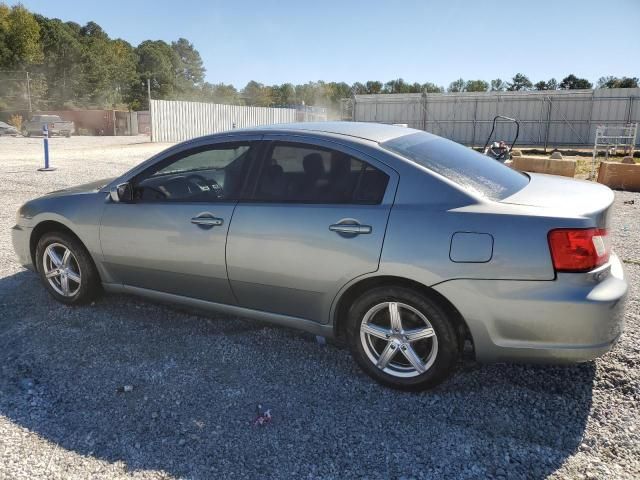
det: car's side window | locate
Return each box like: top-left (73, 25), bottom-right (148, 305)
top-left (133, 143), bottom-right (253, 203)
top-left (251, 142), bottom-right (389, 204)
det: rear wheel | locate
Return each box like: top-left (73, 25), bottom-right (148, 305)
top-left (346, 286), bottom-right (459, 391)
top-left (35, 232), bottom-right (101, 305)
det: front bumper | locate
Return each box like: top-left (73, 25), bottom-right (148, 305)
top-left (11, 224), bottom-right (34, 270)
top-left (433, 253), bottom-right (628, 363)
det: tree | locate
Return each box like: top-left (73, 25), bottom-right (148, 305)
top-left (32, 16), bottom-right (84, 107)
top-left (490, 78), bottom-right (506, 91)
top-left (0, 4), bottom-right (43, 68)
top-left (597, 76), bottom-right (639, 88)
top-left (351, 82), bottom-right (367, 95)
top-left (201, 82), bottom-right (239, 104)
top-left (447, 78), bottom-right (465, 92)
top-left (507, 73), bottom-right (532, 91)
top-left (270, 83), bottom-right (296, 105)
top-left (465, 79), bottom-right (489, 92)
top-left (365, 80), bottom-right (383, 94)
top-left (422, 82), bottom-right (443, 93)
top-left (559, 74), bottom-right (592, 90)
top-left (383, 78), bottom-right (412, 94)
top-left (171, 38), bottom-right (205, 91)
top-left (534, 78), bottom-right (558, 91)
top-left (135, 40), bottom-right (179, 101)
top-left (241, 80), bottom-right (273, 106)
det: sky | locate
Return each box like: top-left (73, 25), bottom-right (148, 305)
top-left (8, 0), bottom-right (640, 89)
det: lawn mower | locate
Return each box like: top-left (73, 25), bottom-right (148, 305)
top-left (482, 115), bottom-right (520, 163)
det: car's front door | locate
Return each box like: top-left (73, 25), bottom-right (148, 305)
top-left (226, 136), bottom-right (398, 323)
top-left (100, 137), bottom-right (260, 304)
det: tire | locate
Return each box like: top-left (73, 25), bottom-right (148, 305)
top-left (346, 286), bottom-right (459, 391)
top-left (35, 231), bottom-right (101, 305)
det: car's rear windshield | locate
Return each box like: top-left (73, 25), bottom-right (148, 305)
top-left (381, 131), bottom-right (529, 200)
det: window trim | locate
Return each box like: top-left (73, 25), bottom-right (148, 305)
top-left (130, 140), bottom-right (258, 204)
top-left (243, 139), bottom-right (391, 205)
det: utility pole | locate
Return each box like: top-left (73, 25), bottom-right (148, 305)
top-left (26, 71), bottom-right (32, 113)
top-left (147, 78), bottom-right (153, 142)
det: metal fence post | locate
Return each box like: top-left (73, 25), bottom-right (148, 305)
top-left (544, 97), bottom-right (552, 153)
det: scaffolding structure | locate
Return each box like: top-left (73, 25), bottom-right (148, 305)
top-left (590, 123), bottom-right (638, 178)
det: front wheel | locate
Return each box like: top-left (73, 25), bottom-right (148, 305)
top-left (35, 232), bottom-right (101, 305)
top-left (346, 286), bottom-right (459, 391)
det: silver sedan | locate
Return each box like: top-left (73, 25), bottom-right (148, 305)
top-left (12, 122), bottom-right (628, 390)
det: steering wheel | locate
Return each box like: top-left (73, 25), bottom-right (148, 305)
top-left (185, 174), bottom-right (224, 199)
top-left (137, 185), bottom-right (168, 200)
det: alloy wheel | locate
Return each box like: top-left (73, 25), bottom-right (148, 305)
top-left (42, 243), bottom-right (82, 297)
top-left (359, 301), bottom-right (438, 378)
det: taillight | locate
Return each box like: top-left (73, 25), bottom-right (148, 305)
top-left (548, 228), bottom-right (610, 272)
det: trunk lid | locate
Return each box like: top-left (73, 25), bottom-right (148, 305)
top-left (500, 173), bottom-right (615, 227)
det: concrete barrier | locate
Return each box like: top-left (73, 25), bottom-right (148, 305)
top-left (511, 156), bottom-right (576, 177)
top-left (597, 161), bottom-right (640, 191)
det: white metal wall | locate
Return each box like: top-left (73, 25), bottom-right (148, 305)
top-left (353, 89), bottom-right (640, 147)
top-left (150, 100), bottom-right (298, 143)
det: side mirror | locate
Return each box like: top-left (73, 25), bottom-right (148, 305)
top-left (110, 182), bottom-right (132, 203)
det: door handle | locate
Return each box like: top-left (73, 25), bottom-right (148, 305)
top-left (191, 214), bottom-right (223, 227)
top-left (329, 223), bottom-right (372, 235)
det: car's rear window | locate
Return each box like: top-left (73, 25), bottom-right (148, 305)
top-left (381, 131), bottom-right (529, 200)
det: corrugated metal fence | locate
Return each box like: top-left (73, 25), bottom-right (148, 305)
top-left (353, 88), bottom-right (640, 148)
top-left (150, 99), bottom-right (298, 143)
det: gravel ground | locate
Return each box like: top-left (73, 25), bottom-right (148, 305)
top-left (0, 135), bottom-right (638, 479)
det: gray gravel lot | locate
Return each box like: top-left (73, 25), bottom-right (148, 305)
top-left (0, 135), bottom-right (638, 479)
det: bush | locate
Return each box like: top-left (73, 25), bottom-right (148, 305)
top-left (8, 114), bottom-right (23, 131)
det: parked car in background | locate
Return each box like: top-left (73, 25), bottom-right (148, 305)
top-left (11, 122), bottom-right (628, 391)
top-left (22, 115), bottom-right (74, 137)
top-left (0, 121), bottom-right (19, 136)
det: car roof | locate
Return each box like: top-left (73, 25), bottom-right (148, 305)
top-left (236, 121), bottom-right (424, 143)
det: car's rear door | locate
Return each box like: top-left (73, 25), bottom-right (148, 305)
top-left (100, 136), bottom-right (261, 304)
top-left (226, 135), bottom-right (398, 323)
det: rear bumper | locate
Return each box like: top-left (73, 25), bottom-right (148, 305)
top-left (11, 224), bottom-right (34, 270)
top-left (433, 253), bottom-right (627, 363)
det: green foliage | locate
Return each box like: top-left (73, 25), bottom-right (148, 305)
top-left (0, 3), bottom-right (634, 114)
top-left (559, 74), bottom-right (592, 90)
top-left (422, 82), bottom-right (443, 93)
top-left (447, 78), bottom-right (465, 92)
top-left (465, 80), bottom-right (489, 92)
top-left (1, 4), bottom-right (42, 67)
top-left (534, 78), bottom-right (557, 91)
top-left (490, 79), bottom-right (506, 91)
top-left (507, 73), bottom-right (533, 91)
top-left (597, 76), bottom-right (639, 89)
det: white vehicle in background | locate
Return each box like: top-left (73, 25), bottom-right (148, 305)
top-left (0, 121), bottom-right (19, 136)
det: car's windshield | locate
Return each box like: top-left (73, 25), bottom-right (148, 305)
top-left (381, 131), bottom-right (529, 200)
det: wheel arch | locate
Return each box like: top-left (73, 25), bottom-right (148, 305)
top-left (333, 275), bottom-right (473, 355)
top-left (30, 221), bottom-right (93, 274)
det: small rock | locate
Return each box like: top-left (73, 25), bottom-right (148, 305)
top-left (20, 378), bottom-right (35, 390)
top-left (550, 151), bottom-right (563, 159)
top-left (178, 438), bottom-right (186, 446)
